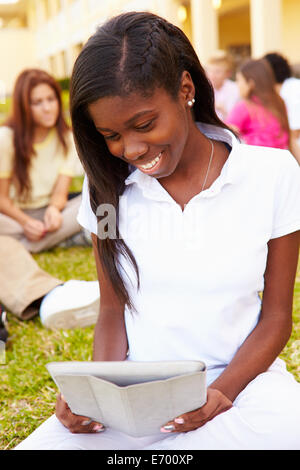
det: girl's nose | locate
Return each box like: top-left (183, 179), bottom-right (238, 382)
top-left (123, 140), bottom-right (148, 162)
top-left (42, 100), bottom-right (52, 112)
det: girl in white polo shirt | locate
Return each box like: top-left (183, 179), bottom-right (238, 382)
top-left (16, 12), bottom-right (300, 450)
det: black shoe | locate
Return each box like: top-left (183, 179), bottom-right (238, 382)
top-left (0, 304), bottom-right (8, 343)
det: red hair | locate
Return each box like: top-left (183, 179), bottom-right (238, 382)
top-left (5, 68), bottom-right (70, 200)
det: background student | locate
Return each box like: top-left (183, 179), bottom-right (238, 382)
top-left (0, 68), bottom-right (89, 253)
top-left (226, 58), bottom-right (290, 150)
top-left (205, 51), bottom-right (240, 121)
top-left (0, 69), bottom-right (98, 330)
top-left (264, 52), bottom-right (300, 163)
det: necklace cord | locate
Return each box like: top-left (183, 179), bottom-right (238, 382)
top-left (201, 139), bottom-right (214, 192)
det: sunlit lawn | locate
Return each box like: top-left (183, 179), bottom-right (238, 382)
top-left (0, 248), bottom-right (299, 450)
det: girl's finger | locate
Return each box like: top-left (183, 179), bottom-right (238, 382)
top-left (160, 424), bottom-right (175, 433)
top-left (174, 417), bottom-right (185, 424)
top-left (78, 418), bottom-right (105, 434)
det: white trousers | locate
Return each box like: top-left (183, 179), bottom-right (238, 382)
top-left (15, 359), bottom-right (300, 450)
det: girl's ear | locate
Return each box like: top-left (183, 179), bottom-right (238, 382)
top-left (178, 70), bottom-right (195, 106)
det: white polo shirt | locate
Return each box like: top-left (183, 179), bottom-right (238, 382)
top-left (78, 123), bottom-right (300, 383)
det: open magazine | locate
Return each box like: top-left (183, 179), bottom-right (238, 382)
top-left (47, 360), bottom-right (207, 437)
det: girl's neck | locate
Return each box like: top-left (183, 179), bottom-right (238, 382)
top-left (33, 126), bottom-right (53, 144)
top-left (245, 94), bottom-right (261, 106)
top-left (178, 122), bottom-right (211, 177)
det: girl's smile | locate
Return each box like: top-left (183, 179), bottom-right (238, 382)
top-left (135, 150), bottom-right (164, 174)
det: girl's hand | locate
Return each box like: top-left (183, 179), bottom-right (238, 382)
top-left (160, 388), bottom-right (232, 434)
top-left (23, 217), bottom-right (47, 241)
top-left (55, 393), bottom-right (105, 434)
top-left (44, 205), bottom-right (63, 232)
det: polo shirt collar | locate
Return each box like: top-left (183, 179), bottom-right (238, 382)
top-left (124, 122), bottom-right (242, 202)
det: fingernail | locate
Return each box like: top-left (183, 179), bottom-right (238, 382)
top-left (82, 419), bottom-right (93, 426)
top-left (93, 424), bottom-right (105, 432)
top-left (161, 425), bottom-right (174, 433)
top-left (175, 418), bottom-right (185, 424)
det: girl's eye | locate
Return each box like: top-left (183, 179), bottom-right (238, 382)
top-left (103, 133), bottom-right (119, 141)
top-left (136, 120), bottom-right (154, 131)
top-left (102, 119), bottom-right (155, 140)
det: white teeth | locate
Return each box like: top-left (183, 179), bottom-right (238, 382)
top-left (140, 152), bottom-right (162, 170)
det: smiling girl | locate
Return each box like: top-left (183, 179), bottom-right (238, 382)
top-left (16, 12), bottom-right (300, 450)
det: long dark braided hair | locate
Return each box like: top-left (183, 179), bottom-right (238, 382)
top-left (70, 11), bottom-right (230, 311)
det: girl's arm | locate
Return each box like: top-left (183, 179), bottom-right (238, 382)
top-left (48, 174), bottom-right (72, 211)
top-left (0, 178), bottom-right (30, 226)
top-left (91, 233), bottom-right (128, 361)
top-left (0, 178), bottom-right (45, 240)
top-left (162, 231), bottom-right (299, 433)
top-left (44, 174), bottom-right (72, 232)
top-left (210, 230), bottom-right (299, 401)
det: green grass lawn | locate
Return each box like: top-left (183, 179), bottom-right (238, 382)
top-left (0, 248), bottom-right (299, 450)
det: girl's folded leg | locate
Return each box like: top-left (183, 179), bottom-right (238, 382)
top-left (14, 414), bottom-right (168, 450)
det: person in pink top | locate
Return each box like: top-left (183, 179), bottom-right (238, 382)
top-left (226, 58), bottom-right (290, 150)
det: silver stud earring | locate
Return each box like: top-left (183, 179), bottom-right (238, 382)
top-left (187, 98), bottom-right (195, 107)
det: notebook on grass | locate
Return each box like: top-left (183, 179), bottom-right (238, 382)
top-left (47, 360), bottom-right (206, 437)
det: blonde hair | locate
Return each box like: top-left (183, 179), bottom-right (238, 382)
top-left (207, 50), bottom-right (235, 73)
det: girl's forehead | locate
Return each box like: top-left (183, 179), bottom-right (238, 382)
top-left (31, 83), bottom-right (55, 97)
top-left (88, 88), bottom-right (172, 127)
top-left (90, 87), bottom-right (168, 109)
